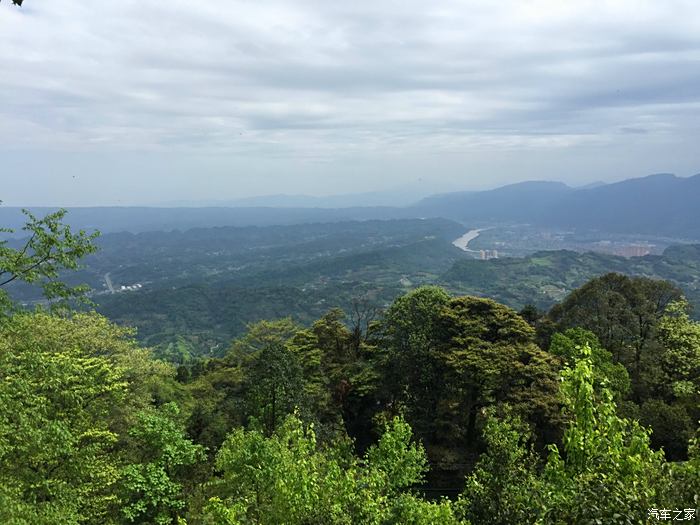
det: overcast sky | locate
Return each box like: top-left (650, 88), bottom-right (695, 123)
top-left (1, 0), bottom-right (699, 206)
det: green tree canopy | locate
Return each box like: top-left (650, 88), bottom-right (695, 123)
top-left (203, 414), bottom-right (462, 525)
top-left (0, 311), bottom-right (189, 524)
top-left (0, 208), bottom-right (99, 315)
top-left (549, 328), bottom-right (630, 400)
top-left (378, 289), bottom-right (562, 487)
top-left (0, 313), bottom-right (131, 523)
top-left (541, 344), bottom-right (667, 523)
top-left (460, 344), bottom-right (688, 524)
top-left (548, 273), bottom-right (682, 401)
top-left (119, 403), bottom-right (205, 525)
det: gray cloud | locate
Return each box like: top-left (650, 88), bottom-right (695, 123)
top-left (1, 0), bottom-right (699, 205)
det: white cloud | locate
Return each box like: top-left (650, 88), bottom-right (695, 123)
top-left (1, 0), bottom-right (699, 203)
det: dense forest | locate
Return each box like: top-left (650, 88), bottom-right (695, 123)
top-left (0, 210), bottom-right (698, 524)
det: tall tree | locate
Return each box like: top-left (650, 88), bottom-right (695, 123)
top-left (644, 298), bottom-right (700, 458)
top-left (378, 286), bottom-right (452, 442)
top-left (379, 289), bottom-right (562, 486)
top-left (549, 328), bottom-right (630, 400)
top-left (458, 412), bottom-right (543, 525)
top-left (656, 299), bottom-right (700, 405)
top-left (437, 296), bottom-right (562, 449)
top-left (245, 341), bottom-right (306, 436)
top-left (186, 319), bottom-right (300, 450)
top-left (461, 344), bottom-right (677, 524)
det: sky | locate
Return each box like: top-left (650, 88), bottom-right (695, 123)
top-left (1, 0), bottom-right (700, 206)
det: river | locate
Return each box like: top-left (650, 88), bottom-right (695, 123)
top-left (452, 229), bottom-right (483, 252)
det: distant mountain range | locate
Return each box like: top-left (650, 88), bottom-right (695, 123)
top-left (545, 173), bottom-right (700, 238)
top-left (0, 206), bottom-right (411, 236)
top-left (2, 172), bottom-right (699, 239)
top-left (412, 173), bottom-right (700, 239)
top-left (413, 180), bottom-right (574, 224)
top-left (158, 188), bottom-right (430, 208)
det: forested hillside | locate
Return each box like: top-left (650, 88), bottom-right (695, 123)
top-left (96, 236), bottom-right (700, 359)
top-left (445, 244), bottom-right (700, 311)
top-left (7, 213), bottom-right (700, 362)
top-left (0, 210), bottom-right (698, 524)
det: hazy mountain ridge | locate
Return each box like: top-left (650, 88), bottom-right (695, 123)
top-left (413, 180), bottom-right (575, 224)
top-left (0, 205), bottom-right (415, 236)
top-left (544, 173), bottom-right (700, 237)
top-left (2, 172), bottom-right (698, 239)
top-left (415, 173), bottom-right (700, 238)
top-left (158, 188), bottom-right (429, 208)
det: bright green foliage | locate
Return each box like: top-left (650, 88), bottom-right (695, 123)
top-left (541, 344), bottom-right (667, 524)
top-left (364, 415), bottom-right (428, 494)
top-left (0, 311), bottom-right (192, 524)
top-left (205, 416), bottom-right (326, 524)
top-left (640, 299), bottom-right (699, 458)
top-left (548, 274), bottom-right (698, 459)
top-left (656, 299), bottom-right (700, 405)
top-left (549, 328), bottom-right (630, 399)
top-left (382, 493), bottom-right (463, 525)
top-left (661, 425), bottom-right (699, 511)
top-left (0, 313), bottom-right (128, 524)
top-left (459, 413), bottom-right (543, 525)
top-left (204, 415), bottom-right (463, 525)
top-left (119, 403), bottom-right (206, 525)
top-left (0, 208), bottom-right (99, 314)
top-left (461, 345), bottom-right (689, 524)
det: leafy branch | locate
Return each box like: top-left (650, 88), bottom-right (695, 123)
top-left (0, 207), bottom-right (100, 311)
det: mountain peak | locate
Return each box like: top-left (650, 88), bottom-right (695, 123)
top-left (638, 172), bottom-right (678, 182)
